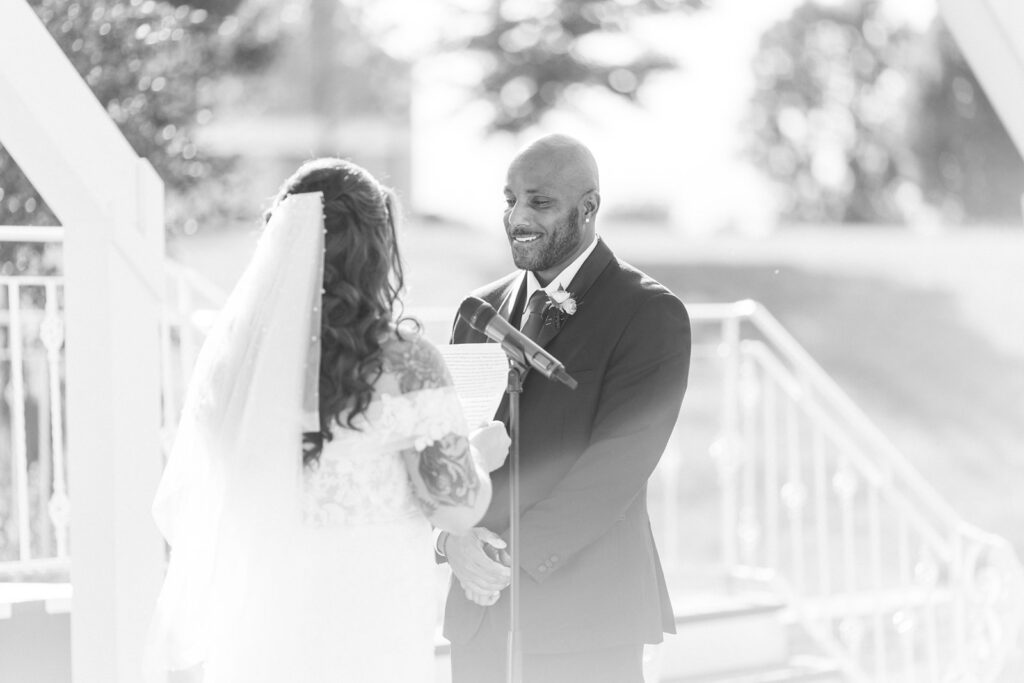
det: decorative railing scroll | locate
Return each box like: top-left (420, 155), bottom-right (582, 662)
top-left (702, 300), bottom-right (1024, 683)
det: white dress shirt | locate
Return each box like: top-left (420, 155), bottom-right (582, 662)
top-left (520, 236), bottom-right (599, 327)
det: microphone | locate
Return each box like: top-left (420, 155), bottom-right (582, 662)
top-left (458, 296), bottom-right (577, 390)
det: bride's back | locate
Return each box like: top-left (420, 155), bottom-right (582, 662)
top-left (302, 330), bottom-right (460, 527)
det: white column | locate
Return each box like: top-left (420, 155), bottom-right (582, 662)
top-left (0, 5), bottom-right (168, 680)
top-left (937, 0), bottom-right (1024, 157)
top-left (65, 162), bottom-right (166, 683)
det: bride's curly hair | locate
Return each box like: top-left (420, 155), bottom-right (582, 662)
top-left (265, 158), bottom-right (410, 467)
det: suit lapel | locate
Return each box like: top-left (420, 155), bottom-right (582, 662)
top-left (459, 276), bottom-right (524, 344)
top-left (533, 238), bottom-right (615, 348)
top-left (498, 272), bottom-right (527, 325)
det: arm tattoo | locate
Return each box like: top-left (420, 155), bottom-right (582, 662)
top-left (414, 434), bottom-right (479, 508)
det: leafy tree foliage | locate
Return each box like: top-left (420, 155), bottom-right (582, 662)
top-left (747, 0), bottom-right (917, 223)
top-left (460, 0), bottom-right (709, 133)
top-left (165, 0), bottom-right (242, 19)
top-left (0, 0), bottom-right (280, 235)
top-left (1, 0), bottom-right (216, 227)
top-left (747, 0), bottom-right (1023, 224)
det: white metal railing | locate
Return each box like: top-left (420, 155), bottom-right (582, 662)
top-left (693, 300), bottom-right (1024, 683)
top-left (0, 228), bottom-right (69, 579)
top-left (0, 248), bottom-right (225, 577)
top-left (0, 239), bottom-right (223, 576)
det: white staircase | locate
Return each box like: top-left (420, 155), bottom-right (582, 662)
top-left (660, 302), bottom-right (1024, 683)
top-left (2, 578), bottom-right (839, 683)
top-left (0, 583), bottom-right (71, 683)
top-left (659, 590), bottom-right (842, 683)
top-left (431, 575), bottom-right (838, 683)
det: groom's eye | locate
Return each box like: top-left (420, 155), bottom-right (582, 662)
top-left (531, 199), bottom-right (551, 208)
top-left (504, 196), bottom-right (515, 207)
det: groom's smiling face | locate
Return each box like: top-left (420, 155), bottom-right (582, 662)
top-left (503, 148), bottom-right (597, 285)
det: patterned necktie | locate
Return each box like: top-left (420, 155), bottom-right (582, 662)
top-left (520, 290), bottom-right (548, 342)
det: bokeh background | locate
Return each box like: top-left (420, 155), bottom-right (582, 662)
top-left (2, 0), bottom-right (1023, 600)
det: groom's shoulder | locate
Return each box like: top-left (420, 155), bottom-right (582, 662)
top-left (611, 257), bottom-right (682, 307)
top-left (471, 271), bottom-right (519, 302)
top-left (604, 260), bottom-right (689, 346)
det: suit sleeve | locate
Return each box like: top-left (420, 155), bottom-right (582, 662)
top-left (515, 292), bottom-right (691, 582)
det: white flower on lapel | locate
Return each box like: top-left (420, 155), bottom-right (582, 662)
top-left (549, 288), bottom-right (577, 316)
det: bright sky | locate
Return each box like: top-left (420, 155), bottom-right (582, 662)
top-left (406, 0), bottom-right (938, 234)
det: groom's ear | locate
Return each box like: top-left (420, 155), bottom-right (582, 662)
top-left (581, 190), bottom-right (600, 220)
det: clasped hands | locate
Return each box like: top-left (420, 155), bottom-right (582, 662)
top-left (446, 421), bottom-right (511, 606)
top-left (444, 527), bottom-right (511, 607)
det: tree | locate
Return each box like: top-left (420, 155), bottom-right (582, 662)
top-left (746, 0), bottom-right (918, 223)
top-left (0, 0), bottom-right (282, 238)
top-left (338, 0), bottom-right (710, 133)
top-left (1, 0), bottom-right (218, 229)
top-left (458, 0), bottom-right (709, 133)
top-left (746, 0), bottom-right (1023, 225)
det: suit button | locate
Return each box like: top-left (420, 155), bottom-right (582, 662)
top-left (537, 565), bottom-right (547, 573)
top-left (549, 555), bottom-right (559, 564)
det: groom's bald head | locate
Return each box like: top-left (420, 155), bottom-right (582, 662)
top-left (509, 134), bottom-right (600, 197)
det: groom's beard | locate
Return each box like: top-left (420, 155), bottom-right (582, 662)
top-left (509, 208), bottom-right (581, 273)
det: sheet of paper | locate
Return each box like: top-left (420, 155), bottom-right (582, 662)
top-left (438, 343), bottom-right (509, 427)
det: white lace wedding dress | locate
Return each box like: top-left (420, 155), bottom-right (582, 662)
top-left (196, 337), bottom-right (465, 683)
top-left (149, 196), bottom-right (468, 683)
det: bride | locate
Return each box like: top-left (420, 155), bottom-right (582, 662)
top-left (147, 158), bottom-right (508, 682)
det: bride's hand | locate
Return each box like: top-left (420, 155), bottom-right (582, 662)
top-left (469, 421), bottom-right (510, 472)
top-left (463, 584), bottom-right (500, 607)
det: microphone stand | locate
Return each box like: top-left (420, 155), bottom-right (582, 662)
top-left (483, 318), bottom-right (573, 683)
top-left (504, 357), bottom-right (526, 683)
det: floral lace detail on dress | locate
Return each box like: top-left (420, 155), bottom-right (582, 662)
top-left (380, 334), bottom-right (452, 394)
top-left (302, 445), bottom-right (416, 527)
top-left (302, 335), bottom-right (467, 527)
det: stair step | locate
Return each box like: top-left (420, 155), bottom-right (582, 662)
top-left (0, 581), bottom-right (72, 618)
top-left (0, 584), bottom-right (72, 683)
top-left (656, 592), bottom-right (791, 681)
top-left (674, 592), bottom-right (787, 625)
top-left (661, 655), bottom-right (843, 683)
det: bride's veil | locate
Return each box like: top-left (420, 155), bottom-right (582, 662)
top-left (146, 192), bottom-right (326, 674)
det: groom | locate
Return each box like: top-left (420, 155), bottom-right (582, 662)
top-left (439, 134), bottom-right (691, 682)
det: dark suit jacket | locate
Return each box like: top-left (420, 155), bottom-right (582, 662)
top-left (445, 239), bottom-right (691, 653)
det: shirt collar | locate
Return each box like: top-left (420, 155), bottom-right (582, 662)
top-left (522, 236), bottom-right (599, 301)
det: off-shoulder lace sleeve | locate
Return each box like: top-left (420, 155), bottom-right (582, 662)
top-left (381, 333), bottom-right (454, 392)
top-left (377, 335), bottom-right (484, 517)
top-left (370, 335), bottom-right (468, 445)
top-left (301, 334), bottom-right (482, 527)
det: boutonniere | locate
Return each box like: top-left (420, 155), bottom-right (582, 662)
top-left (549, 288), bottom-right (577, 315)
top-left (545, 287), bottom-right (578, 330)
